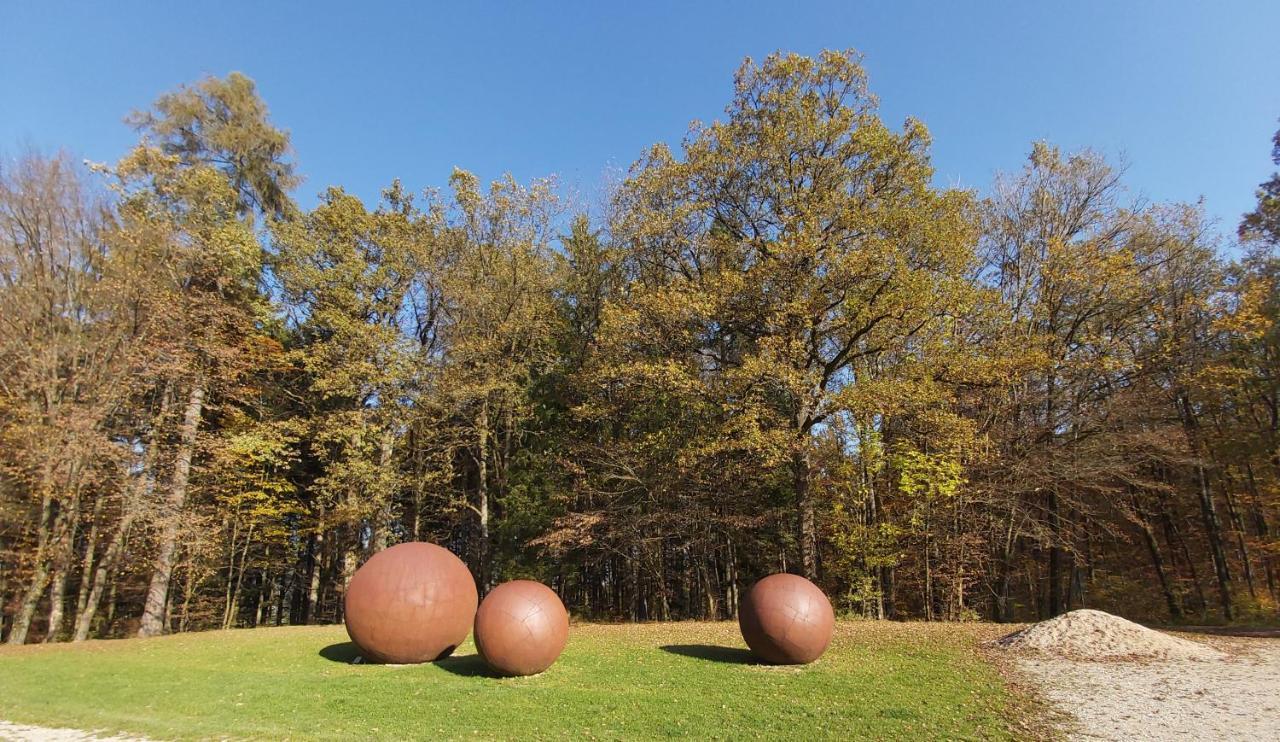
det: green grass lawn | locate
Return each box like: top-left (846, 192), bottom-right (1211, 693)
top-left (0, 621), bottom-right (1026, 740)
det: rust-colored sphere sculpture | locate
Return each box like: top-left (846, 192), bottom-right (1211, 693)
top-left (738, 573), bottom-right (835, 664)
top-left (473, 580), bottom-right (569, 676)
top-left (344, 542), bottom-right (478, 664)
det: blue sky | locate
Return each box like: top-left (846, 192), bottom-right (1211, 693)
top-left (2, 1), bottom-right (1277, 242)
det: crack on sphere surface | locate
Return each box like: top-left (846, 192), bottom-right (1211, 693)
top-left (474, 580), bottom-right (569, 676)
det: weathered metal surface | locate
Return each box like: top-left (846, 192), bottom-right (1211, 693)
top-left (473, 579), bottom-right (569, 676)
top-left (344, 542), bottom-right (478, 664)
top-left (738, 573), bottom-right (834, 664)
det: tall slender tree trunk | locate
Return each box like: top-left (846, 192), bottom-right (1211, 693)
top-left (924, 508), bottom-right (934, 621)
top-left (724, 536), bottom-right (739, 618)
top-left (106, 575), bottom-right (118, 630)
top-left (371, 431), bottom-right (395, 553)
top-left (1242, 463), bottom-right (1279, 607)
top-left (1218, 478), bottom-right (1256, 599)
top-left (221, 517), bottom-right (238, 628)
top-left (8, 493), bottom-right (56, 645)
top-left (254, 559), bottom-right (272, 628)
top-left (138, 381), bottom-right (205, 637)
top-left (1194, 462), bottom-right (1233, 621)
top-left (794, 446), bottom-right (816, 581)
top-left (74, 494), bottom-right (106, 624)
top-left (475, 401), bottom-right (491, 592)
top-left (74, 393), bottom-right (169, 642)
top-left (992, 507), bottom-right (1019, 622)
top-left (1162, 503), bottom-right (1207, 613)
top-left (306, 525), bottom-right (324, 624)
top-left (861, 443), bottom-right (889, 619)
top-left (43, 560), bottom-right (69, 643)
top-left (338, 524), bottom-right (360, 624)
top-left (0, 542), bottom-right (9, 642)
top-left (41, 477), bottom-right (83, 644)
top-left (1047, 488), bottom-right (1063, 617)
top-left (1138, 513), bottom-right (1182, 621)
top-left (1178, 395), bottom-right (1233, 621)
top-left (73, 509), bottom-right (138, 641)
top-left (223, 522), bottom-right (253, 630)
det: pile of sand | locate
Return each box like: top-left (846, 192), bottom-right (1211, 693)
top-left (992, 608), bottom-right (1224, 661)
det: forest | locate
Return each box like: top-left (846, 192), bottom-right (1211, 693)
top-left (2, 49), bottom-right (1277, 644)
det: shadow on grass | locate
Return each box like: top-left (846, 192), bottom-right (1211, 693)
top-left (660, 644), bottom-right (757, 664)
top-left (317, 642), bottom-right (498, 677)
top-left (319, 642), bottom-right (363, 663)
top-left (433, 653), bottom-right (498, 678)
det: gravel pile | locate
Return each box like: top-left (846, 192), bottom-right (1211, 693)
top-left (992, 608), bottom-right (1224, 661)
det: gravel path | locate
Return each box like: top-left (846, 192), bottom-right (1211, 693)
top-left (1015, 635), bottom-right (1280, 741)
top-left (0, 721), bottom-right (149, 741)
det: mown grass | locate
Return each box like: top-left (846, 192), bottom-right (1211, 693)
top-left (0, 621), bottom-right (1023, 740)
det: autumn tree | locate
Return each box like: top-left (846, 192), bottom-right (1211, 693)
top-left (0, 152), bottom-right (126, 643)
top-left (612, 50), bottom-right (978, 580)
top-left (124, 72), bottom-right (295, 637)
top-left (416, 170), bottom-right (560, 590)
top-left (128, 73), bottom-right (298, 220)
top-left (4, 52), bottom-right (1278, 637)
top-left (271, 182), bottom-right (429, 618)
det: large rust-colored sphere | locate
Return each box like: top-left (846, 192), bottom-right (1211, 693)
top-left (344, 542), bottom-right (478, 664)
top-left (738, 573), bottom-right (835, 664)
top-left (473, 580), bottom-right (569, 676)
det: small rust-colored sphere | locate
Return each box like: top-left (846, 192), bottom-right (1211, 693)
top-left (738, 573), bottom-right (835, 664)
top-left (344, 542), bottom-right (478, 664)
top-left (473, 580), bottom-right (569, 676)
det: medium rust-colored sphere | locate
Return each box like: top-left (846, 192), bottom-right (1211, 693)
top-left (738, 573), bottom-right (834, 664)
top-left (473, 580), bottom-right (569, 676)
top-left (344, 542), bottom-right (478, 664)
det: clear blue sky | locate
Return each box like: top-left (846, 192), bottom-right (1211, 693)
top-left (2, 1), bottom-right (1277, 242)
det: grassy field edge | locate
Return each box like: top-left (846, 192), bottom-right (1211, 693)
top-left (1, 621), bottom-right (1035, 740)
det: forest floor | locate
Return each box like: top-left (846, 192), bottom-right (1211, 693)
top-left (1005, 630), bottom-right (1280, 741)
top-left (0, 621), bottom-right (1029, 740)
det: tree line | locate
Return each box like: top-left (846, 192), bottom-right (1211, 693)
top-left (2, 50), bottom-right (1277, 643)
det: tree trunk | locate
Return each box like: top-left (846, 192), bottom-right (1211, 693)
top-left (1242, 463), bottom-right (1279, 607)
top-left (992, 507), bottom-right (1019, 622)
top-left (254, 562), bottom-right (272, 628)
top-left (1138, 512), bottom-right (1182, 621)
top-left (1218, 476), bottom-right (1256, 599)
top-left (0, 542), bottom-right (9, 642)
top-left (475, 401), bottom-right (492, 592)
top-left (223, 523), bottom-right (253, 630)
top-left (1194, 462), bottom-right (1234, 621)
top-left (73, 506), bottom-right (139, 641)
top-left (1047, 488), bottom-right (1063, 617)
top-left (794, 446), bottom-right (816, 581)
top-left (726, 536), bottom-right (740, 619)
top-left (1178, 396), bottom-right (1232, 620)
top-left (371, 431), bottom-right (395, 553)
top-left (1161, 502), bottom-right (1207, 614)
top-left (74, 494), bottom-right (106, 623)
top-left (43, 558), bottom-right (69, 643)
top-left (7, 494), bottom-right (56, 644)
top-left (306, 525), bottom-right (324, 624)
top-left (138, 381), bottom-right (205, 638)
top-left (73, 396), bottom-right (167, 642)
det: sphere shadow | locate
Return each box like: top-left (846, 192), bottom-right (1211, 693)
top-left (433, 653), bottom-right (499, 678)
top-left (317, 642), bottom-right (498, 677)
top-left (318, 642), bottom-right (363, 663)
top-left (659, 644), bottom-right (757, 664)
